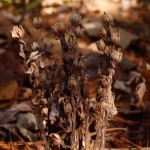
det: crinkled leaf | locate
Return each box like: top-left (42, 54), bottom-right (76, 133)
top-left (29, 51), bottom-right (39, 60)
top-left (135, 82), bottom-right (147, 102)
top-left (19, 51), bottom-right (26, 59)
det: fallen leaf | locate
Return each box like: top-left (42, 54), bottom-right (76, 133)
top-left (0, 102), bottom-right (32, 124)
top-left (17, 112), bottom-right (38, 131)
top-left (0, 79), bottom-right (18, 100)
top-left (114, 80), bottom-right (131, 93)
top-left (16, 112), bottom-right (38, 141)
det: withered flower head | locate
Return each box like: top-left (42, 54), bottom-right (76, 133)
top-left (99, 28), bottom-right (107, 38)
top-left (103, 12), bottom-right (113, 25)
top-left (73, 26), bottom-right (84, 38)
top-left (110, 49), bottom-right (122, 63)
top-left (33, 17), bottom-right (43, 29)
top-left (111, 30), bottom-right (120, 43)
top-left (52, 22), bottom-right (66, 38)
top-left (11, 25), bottom-right (25, 40)
top-left (70, 12), bottom-right (81, 26)
top-left (96, 39), bottom-right (105, 52)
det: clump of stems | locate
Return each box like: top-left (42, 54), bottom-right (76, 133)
top-left (12, 12), bottom-right (122, 150)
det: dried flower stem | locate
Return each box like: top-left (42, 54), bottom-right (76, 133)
top-left (12, 12), bottom-right (122, 150)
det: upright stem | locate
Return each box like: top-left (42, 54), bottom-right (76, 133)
top-left (93, 124), bottom-right (100, 150)
top-left (99, 127), bottom-right (106, 150)
top-left (85, 116), bottom-right (89, 150)
top-left (37, 116), bottom-right (50, 150)
top-left (59, 36), bottom-right (69, 80)
top-left (70, 93), bottom-right (77, 150)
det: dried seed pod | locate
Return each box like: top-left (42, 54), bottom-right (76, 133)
top-left (33, 17), bottom-right (42, 29)
top-left (73, 26), bottom-right (84, 38)
top-left (110, 50), bottom-right (122, 63)
top-left (104, 46), bottom-right (111, 55)
top-left (70, 13), bottom-right (81, 26)
top-left (11, 25), bottom-right (25, 40)
top-left (99, 28), bottom-right (107, 38)
top-left (52, 22), bottom-right (66, 37)
top-left (68, 76), bottom-right (77, 88)
top-left (111, 31), bottom-right (120, 43)
top-left (65, 103), bottom-right (72, 114)
top-left (100, 76), bottom-right (109, 88)
top-left (96, 39), bottom-right (105, 52)
top-left (103, 12), bottom-right (113, 25)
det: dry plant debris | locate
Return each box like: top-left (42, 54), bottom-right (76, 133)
top-left (11, 12), bottom-right (123, 150)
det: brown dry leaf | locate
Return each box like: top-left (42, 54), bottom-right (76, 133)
top-left (0, 79), bottom-right (18, 100)
top-left (7, 102), bottom-right (32, 113)
top-left (114, 80), bottom-right (131, 93)
top-left (119, 28), bottom-right (138, 49)
top-left (16, 112), bottom-right (38, 141)
top-left (0, 102), bottom-right (32, 124)
top-left (18, 87), bottom-right (32, 99)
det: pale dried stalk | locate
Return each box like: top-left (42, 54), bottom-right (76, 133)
top-left (12, 12), bottom-right (122, 150)
top-left (93, 12), bottom-right (122, 150)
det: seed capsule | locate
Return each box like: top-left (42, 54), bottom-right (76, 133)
top-left (11, 25), bottom-right (25, 40)
top-left (110, 50), bottom-right (122, 63)
top-left (33, 17), bottom-right (42, 29)
top-left (70, 13), bottom-right (81, 26)
top-left (96, 39), bottom-right (105, 52)
top-left (103, 12), bottom-right (113, 25)
top-left (73, 26), bottom-right (84, 38)
top-left (111, 31), bottom-right (120, 43)
top-left (52, 22), bottom-right (66, 37)
top-left (99, 28), bottom-right (107, 38)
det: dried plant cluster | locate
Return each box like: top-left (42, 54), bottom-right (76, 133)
top-left (12, 12), bottom-right (122, 150)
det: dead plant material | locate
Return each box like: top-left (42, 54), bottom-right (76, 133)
top-left (12, 12), bottom-right (122, 150)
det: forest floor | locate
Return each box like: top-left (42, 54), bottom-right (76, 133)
top-left (0, 0), bottom-right (150, 149)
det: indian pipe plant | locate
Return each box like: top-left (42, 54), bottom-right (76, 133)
top-left (11, 12), bottom-right (122, 150)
